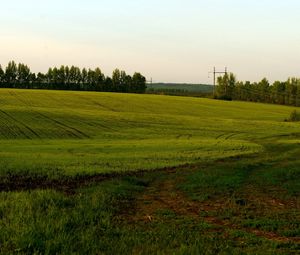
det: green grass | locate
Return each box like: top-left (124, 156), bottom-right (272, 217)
top-left (0, 177), bottom-right (147, 254)
top-left (180, 141), bottom-right (300, 241)
top-left (0, 175), bottom-right (299, 254)
top-left (1, 176), bottom-right (298, 255)
top-left (0, 138), bottom-right (260, 178)
top-left (0, 88), bottom-right (298, 178)
top-left (0, 88), bottom-right (299, 254)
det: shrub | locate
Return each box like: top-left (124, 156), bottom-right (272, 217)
top-left (286, 110), bottom-right (300, 122)
top-left (215, 95), bottom-right (233, 101)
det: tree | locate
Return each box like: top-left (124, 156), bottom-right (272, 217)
top-left (296, 84), bottom-right (300, 107)
top-left (272, 81), bottom-right (286, 105)
top-left (112, 69), bottom-right (121, 91)
top-left (29, 73), bottom-right (36, 88)
top-left (65, 66), bottom-right (70, 89)
top-left (52, 67), bottom-right (60, 89)
top-left (17, 63), bottom-right (31, 88)
top-left (81, 68), bottom-right (88, 90)
top-left (120, 70), bottom-right (128, 92)
top-left (46, 68), bottom-right (53, 89)
top-left (104, 77), bottom-right (112, 91)
top-left (228, 73), bottom-right (236, 99)
top-left (216, 73), bottom-right (236, 100)
top-left (124, 74), bottom-right (132, 93)
top-left (234, 81), bottom-right (244, 100)
top-left (74, 67), bottom-right (82, 90)
top-left (86, 69), bottom-right (95, 90)
top-left (69, 66), bottom-right (82, 90)
top-left (5, 61), bottom-right (18, 87)
top-left (257, 78), bottom-right (270, 102)
top-left (132, 72), bottom-right (146, 93)
top-left (36, 72), bottom-right (46, 88)
top-left (58, 66), bottom-right (66, 88)
top-left (0, 65), bottom-right (4, 87)
top-left (0, 60), bottom-right (146, 94)
top-left (94, 68), bottom-right (105, 91)
top-left (285, 78), bottom-right (299, 106)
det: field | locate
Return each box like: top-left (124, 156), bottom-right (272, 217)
top-left (0, 89), bottom-right (299, 254)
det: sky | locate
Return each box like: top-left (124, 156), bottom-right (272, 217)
top-left (1, 0), bottom-right (300, 84)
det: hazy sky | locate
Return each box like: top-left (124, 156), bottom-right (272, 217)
top-left (1, 0), bottom-right (300, 83)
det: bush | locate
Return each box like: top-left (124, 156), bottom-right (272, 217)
top-left (215, 95), bottom-right (233, 101)
top-left (286, 110), bottom-right (300, 122)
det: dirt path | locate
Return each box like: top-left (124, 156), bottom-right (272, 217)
top-left (124, 170), bottom-right (300, 244)
top-left (2, 154), bottom-right (299, 244)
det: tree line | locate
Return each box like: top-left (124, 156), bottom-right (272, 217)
top-left (216, 73), bottom-right (300, 106)
top-left (0, 61), bottom-right (147, 93)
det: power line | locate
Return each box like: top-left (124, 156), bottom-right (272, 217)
top-left (208, 67), bottom-right (228, 96)
top-left (146, 77), bottom-right (153, 84)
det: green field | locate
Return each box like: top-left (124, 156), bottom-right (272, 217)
top-left (0, 89), bottom-right (299, 254)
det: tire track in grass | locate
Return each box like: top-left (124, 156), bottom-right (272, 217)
top-left (36, 112), bottom-right (90, 139)
top-left (1, 149), bottom-right (299, 244)
top-left (87, 98), bottom-right (118, 113)
top-left (9, 92), bottom-right (87, 138)
top-left (123, 169), bottom-right (300, 244)
top-left (216, 133), bottom-right (227, 139)
top-left (70, 114), bottom-right (118, 132)
top-left (225, 132), bottom-right (243, 140)
top-left (8, 90), bottom-right (90, 138)
top-left (0, 109), bottom-right (39, 139)
top-left (0, 113), bottom-right (20, 139)
top-left (216, 132), bottom-right (243, 140)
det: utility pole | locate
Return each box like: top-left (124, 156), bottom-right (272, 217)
top-left (209, 67), bottom-right (228, 96)
top-left (146, 78), bottom-right (153, 85)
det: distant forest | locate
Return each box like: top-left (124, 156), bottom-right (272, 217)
top-left (147, 83), bottom-right (213, 93)
top-left (0, 61), bottom-right (146, 93)
top-left (216, 73), bottom-right (300, 107)
top-left (146, 83), bottom-right (213, 97)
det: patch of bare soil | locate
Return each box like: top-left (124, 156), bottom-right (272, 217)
top-left (241, 184), bottom-right (300, 211)
top-left (123, 170), bottom-right (300, 244)
top-left (0, 164), bottom-right (193, 194)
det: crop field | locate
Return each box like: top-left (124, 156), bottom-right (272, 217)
top-left (0, 88), bottom-right (299, 254)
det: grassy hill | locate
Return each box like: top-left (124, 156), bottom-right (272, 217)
top-left (0, 89), bottom-right (299, 254)
top-left (0, 88), bottom-right (298, 177)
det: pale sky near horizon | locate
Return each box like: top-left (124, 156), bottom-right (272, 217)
top-left (1, 0), bottom-right (300, 84)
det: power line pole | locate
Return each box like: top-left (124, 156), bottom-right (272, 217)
top-left (146, 77), bottom-right (153, 85)
top-left (209, 67), bottom-right (228, 96)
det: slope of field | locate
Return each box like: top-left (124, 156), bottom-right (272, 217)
top-left (0, 89), bottom-right (299, 178)
top-left (1, 89), bottom-right (300, 254)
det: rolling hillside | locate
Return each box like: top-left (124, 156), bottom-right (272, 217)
top-left (0, 90), bottom-right (299, 176)
top-left (0, 89), bottom-right (299, 177)
top-left (1, 89), bottom-right (300, 254)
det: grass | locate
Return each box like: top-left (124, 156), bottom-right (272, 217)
top-left (180, 141), bottom-right (300, 242)
top-left (0, 177), bottom-right (147, 254)
top-left (0, 88), bottom-right (299, 254)
top-left (0, 89), bottom-right (298, 178)
top-left (0, 138), bottom-right (260, 178)
top-left (1, 175), bottom-right (298, 254)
